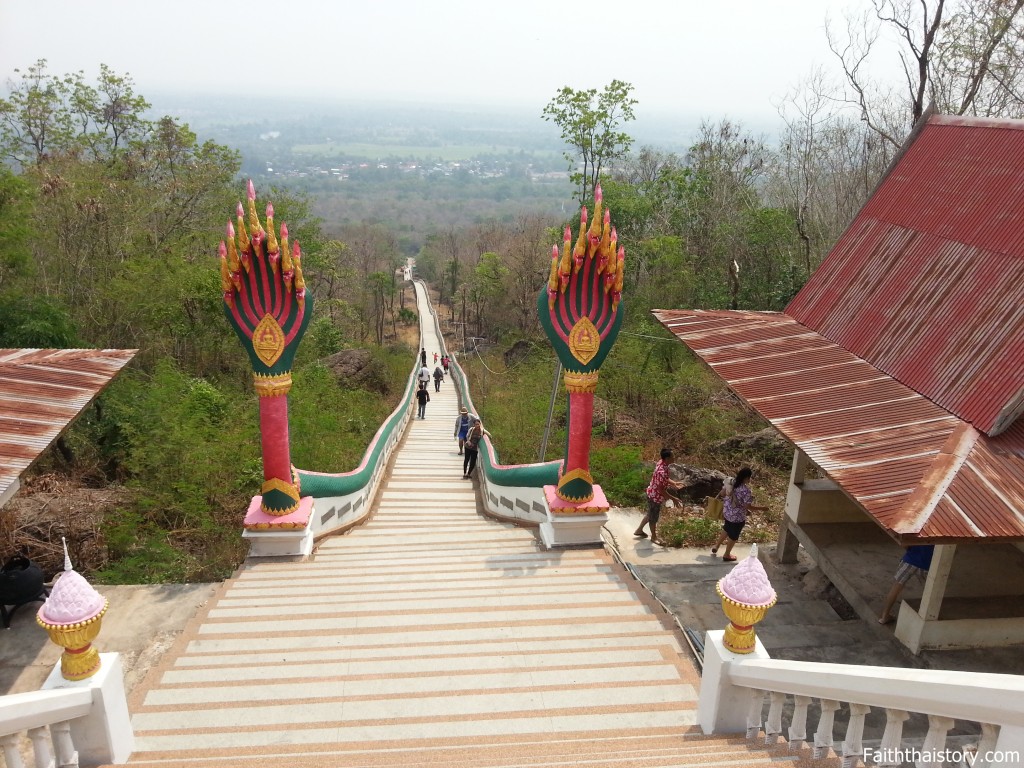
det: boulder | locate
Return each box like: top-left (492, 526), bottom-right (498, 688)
top-left (503, 339), bottom-right (532, 367)
top-left (666, 463), bottom-right (730, 504)
top-left (323, 349), bottom-right (387, 394)
top-left (710, 427), bottom-right (792, 469)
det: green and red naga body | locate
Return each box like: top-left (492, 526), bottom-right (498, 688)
top-left (538, 186), bottom-right (625, 504)
top-left (221, 181), bottom-right (312, 515)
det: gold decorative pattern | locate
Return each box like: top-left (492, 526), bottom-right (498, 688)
top-left (262, 476), bottom-right (300, 501)
top-left (252, 313), bottom-right (286, 367)
top-left (568, 316), bottom-right (600, 365)
top-left (244, 518), bottom-right (306, 530)
top-left (549, 501), bottom-right (609, 514)
top-left (563, 370), bottom-right (599, 393)
top-left (253, 372), bottom-right (293, 397)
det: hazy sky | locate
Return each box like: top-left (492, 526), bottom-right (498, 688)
top-left (1, 0), bottom-right (862, 126)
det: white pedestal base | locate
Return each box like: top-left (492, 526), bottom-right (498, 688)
top-left (242, 523), bottom-right (314, 557)
top-left (539, 513), bottom-right (608, 548)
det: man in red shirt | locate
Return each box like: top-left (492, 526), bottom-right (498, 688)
top-left (634, 448), bottom-right (684, 546)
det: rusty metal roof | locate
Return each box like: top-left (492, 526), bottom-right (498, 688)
top-left (652, 309), bottom-right (1024, 543)
top-left (0, 348), bottom-right (136, 508)
top-left (787, 115), bottom-right (1024, 437)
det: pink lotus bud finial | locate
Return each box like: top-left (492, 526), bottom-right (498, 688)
top-left (266, 203), bottom-right (274, 219)
top-left (227, 221), bottom-right (234, 238)
top-left (247, 179), bottom-right (256, 202)
top-left (236, 202), bottom-right (244, 218)
top-left (564, 226), bottom-right (571, 243)
top-left (218, 241), bottom-right (226, 258)
top-left (281, 222), bottom-right (288, 239)
top-left (595, 185), bottom-right (602, 203)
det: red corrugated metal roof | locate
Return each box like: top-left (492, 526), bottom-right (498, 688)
top-left (0, 348), bottom-right (136, 507)
top-left (787, 115), bottom-right (1024, 436)
top-left (653, 309), bottom-right (1024, 543)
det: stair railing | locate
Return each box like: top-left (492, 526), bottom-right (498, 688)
top-left (0, 653), bottom-right (134, 767)
top-left (699, 630), bottom-right (1024, 767)
top-left (1, 688), bottom-right (91, 768)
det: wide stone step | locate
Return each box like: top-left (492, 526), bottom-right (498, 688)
top-left (122, 729), bottom-right (804, 768)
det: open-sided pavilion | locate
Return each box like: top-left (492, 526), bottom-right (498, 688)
top-left (655, 113), bottom-right (1024, 654)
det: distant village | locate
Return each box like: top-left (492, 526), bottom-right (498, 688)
top-left (263, 157), bottom-right (569, 183)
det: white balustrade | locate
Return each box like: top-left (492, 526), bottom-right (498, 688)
top-left (0, 653), bottom-right (132, 767)
top-left (842, 702), bottom-right (871, 767)
top-left (877, 709), bottom-right (909, 766)
top-left (788, 694), bottom-right (811, 751)
top-left (813, 698), bottom-right (840, 758)
top-left (745, 688), bottom-right (766, 738)
top-left (765, 690), bottom-right (786, 744)
top-left (700, 631), bottom-right (1024, 768)
top-left (917, 715), bottom-right (954, 768)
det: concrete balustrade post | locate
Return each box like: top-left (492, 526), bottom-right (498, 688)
top-left (697, 629), bottom-right (772, 735)
top-left (42, 653), bottom-right (133, 765)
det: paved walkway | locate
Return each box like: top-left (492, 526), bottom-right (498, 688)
top-left (122, 285), bottom-right (799, 767)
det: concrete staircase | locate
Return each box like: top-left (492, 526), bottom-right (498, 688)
top-left (121, 304), bottom-right (813, 766)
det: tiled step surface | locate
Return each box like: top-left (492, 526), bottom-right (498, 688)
top-left (123, 285), bottom-right (803, 767)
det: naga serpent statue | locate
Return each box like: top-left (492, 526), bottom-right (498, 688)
top-left (220, 181), bottom-right (312, 517)
top-left (538, 186), bottom-right (625, 506)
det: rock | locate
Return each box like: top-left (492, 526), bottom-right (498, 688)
top-left (503, 340), bottom-right (532, 367)
top-left (323, 349), bottom-right (388, 394)
top-left (591, 397), bottom-right (645, 441)
top-left (710, 427), bottom-right (792, 469)
top-left (665, 464), bottom-right (730, 504)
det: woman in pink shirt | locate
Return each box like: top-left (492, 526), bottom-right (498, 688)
top-left (634, 448), bottom-right (684, 546)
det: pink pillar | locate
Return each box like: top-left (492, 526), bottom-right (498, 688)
top-left (258, 394), bottom-right (291, 484)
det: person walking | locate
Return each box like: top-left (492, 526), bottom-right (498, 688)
top-left (879, 545), bottom-right (934, 625)
top-left (442, 355), bottom-right (450, 374)
top-left (433, 352), bottom-right (439, 364)
top-left (711, 467), bottom-right (767, 561)
top-left (463, 417), bottom-right (485, 479)
top-left (454, 407), bottom-right (473, 455)
top-left (433, 365), bottom-right (444, 392)
top-left (418, 364), bottom-right (431, 389)
top-left (634, 448), bottom-right (684, 546)
top-left (421, 348), bottom-right (427, 367)
top-left (415, 382), bottom-right (430, 419)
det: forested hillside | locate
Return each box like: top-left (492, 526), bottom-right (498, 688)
top-left (2, 0), bottom-right (1022, 580)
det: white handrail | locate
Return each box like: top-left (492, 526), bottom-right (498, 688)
top-left (0, 688), bottom-right (92, 736)
top-left (727, 658), bottom-right (1024, 728)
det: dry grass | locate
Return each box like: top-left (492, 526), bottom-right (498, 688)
top-left (1, 473), bottom-right (131, 579)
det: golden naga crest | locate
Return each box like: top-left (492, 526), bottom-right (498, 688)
top-left (568, 316), bottom-right (600, 365)
top-left (253, 314), bottom-right (285, 367)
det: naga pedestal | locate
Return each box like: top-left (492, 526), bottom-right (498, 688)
top-left (242, 495), bottom-right (315, 557)
top-left (539, 485), bottom-right (610, 548)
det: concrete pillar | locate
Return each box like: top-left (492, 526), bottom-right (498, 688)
top-left (777, 450), bottom-right (808, 564)
top-left (42, 652), bottom-right (134, 765)
top-left (698, 629), bottom-right (772, 735)
top-left (920, 544), bottom-right (955, 621)
top-left (776, 519), bottom-right (801, 564)
top-left (790, 449), bottom-right (809, 485)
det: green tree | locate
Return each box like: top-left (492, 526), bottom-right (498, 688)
top-left (542, 80), bottom-right (638, 205)
top-left (0, 168), bottom-right (33, 289)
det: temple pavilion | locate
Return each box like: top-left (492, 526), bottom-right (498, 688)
top-left (655, 113), bottom-right (1024, 654)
